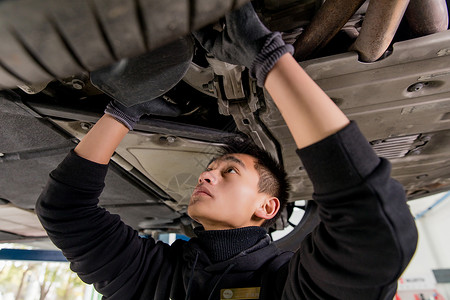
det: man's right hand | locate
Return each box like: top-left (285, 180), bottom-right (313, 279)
top-left (104, 98), bottom-right (181, 131)
top-left (74, 98), bottom-right (180, 164)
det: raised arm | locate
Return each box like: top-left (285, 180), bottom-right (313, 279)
top-left (194, 3), bottom-right (417, 299)
top-left (75, 97), bottom-right (180, 164)
top-left (193, 4), bottom-right (348, 148)
top-left (265, 53), bottom-right (349, 148)
top-left (74, 114), bottom-right (128, 164)
top-left (36, 99), bottom-right (182, 298)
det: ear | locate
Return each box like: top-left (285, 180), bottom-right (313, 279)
top-left (254, 196), bottom-right (280, 221)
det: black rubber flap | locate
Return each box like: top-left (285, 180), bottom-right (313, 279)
top-left (90, 36), bottom-right (194, 107)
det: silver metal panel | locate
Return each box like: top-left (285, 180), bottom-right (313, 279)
top-left (261, 30), bottom-right (450, 200)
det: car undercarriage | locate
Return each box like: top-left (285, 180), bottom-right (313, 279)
top-left (0, 0), bottom-right (449, 250)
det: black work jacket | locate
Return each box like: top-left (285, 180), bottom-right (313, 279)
top-left (36, 122), bottom-right (418, 299)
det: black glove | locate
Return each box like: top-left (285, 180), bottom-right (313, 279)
top-left (104, 98), bottom-right (181, 130)
top-left (193, 3), bottom-right (294, 87)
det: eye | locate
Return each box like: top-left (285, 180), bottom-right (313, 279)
top-left (225, 167), bottom-right (237, 174)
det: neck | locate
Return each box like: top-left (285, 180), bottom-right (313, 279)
top-left (195, 226), bottom-right (268, 263)
top-left (201, 220), bottom-right (264, 231)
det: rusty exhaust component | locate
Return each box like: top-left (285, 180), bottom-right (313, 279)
top-left (405, 0), bottom-right (449, 36)
top-left (350, 0), bottom-right (410, 62)
top-left (293, 0), bottom-right (366, 61)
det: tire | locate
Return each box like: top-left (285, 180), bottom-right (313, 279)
top-left (0, 0), bottom-right (250, 89)
top-left (274, 200), bottom-right (320, 252)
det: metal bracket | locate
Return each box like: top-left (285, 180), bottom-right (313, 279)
top-left (204, 57), bottom-right (278, 159)
top-left (228, 101), bottom-right (278, 159)
top-left (206, 57), bottom-right (245, 100)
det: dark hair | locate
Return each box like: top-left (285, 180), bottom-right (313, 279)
top-left (218, 136), bottom-right (290, 229)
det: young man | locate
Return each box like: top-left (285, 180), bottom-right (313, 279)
top-left (36, 3), bottom-right (418, 299)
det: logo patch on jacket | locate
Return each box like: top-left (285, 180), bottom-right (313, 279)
top-left (220, 287), bottom-right (260, 299)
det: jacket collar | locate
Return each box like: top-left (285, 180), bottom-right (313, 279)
top-left (183, 226), bottom-right (281, 272)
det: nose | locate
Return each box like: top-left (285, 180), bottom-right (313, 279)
top-left (198, 170), bottom-right (217, 184)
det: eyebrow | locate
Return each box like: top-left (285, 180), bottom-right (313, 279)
top-left (223, 155), bottom-right (246, 169)
top-left (207, 155), bottom-right (247, 170)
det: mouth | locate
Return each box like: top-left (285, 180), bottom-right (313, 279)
top-left (192, 185), bottom-right (212, 198)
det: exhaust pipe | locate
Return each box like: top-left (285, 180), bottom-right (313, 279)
top-left (405, 0), bottom-right (449, 37)
top-left (350, 0), bottom-right (410, 62)
top-left (293, 0), bottom-right (366, 61)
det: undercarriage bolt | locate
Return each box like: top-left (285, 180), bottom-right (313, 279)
top-left (159, 136), bottom-right (176, 143)
top-left (80, 122), bottom-right (92, 130)
top-left (407, 82), bottom-right (424, 92)
top-left (71, 79), bottom-right (85, 90)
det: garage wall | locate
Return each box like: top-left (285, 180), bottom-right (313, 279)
top-left (400, 191), bottom-right (450, 299)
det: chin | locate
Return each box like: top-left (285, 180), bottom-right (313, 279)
top-left (186, 205), bottom-right (202, 223)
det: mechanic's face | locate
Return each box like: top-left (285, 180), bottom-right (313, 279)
top-left (188, 153), bottom-right (273, 230)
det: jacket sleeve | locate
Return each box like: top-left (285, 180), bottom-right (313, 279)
top-left (282, 122), bottom-right (418, 300)
top-left (35, 150), bottom-right (177, 299)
